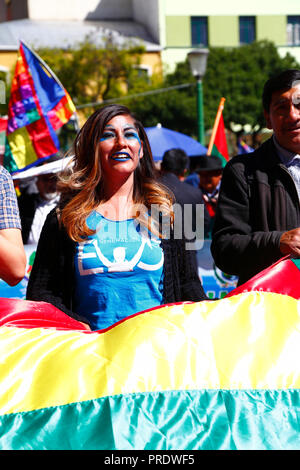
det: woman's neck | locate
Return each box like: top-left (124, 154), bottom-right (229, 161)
top-left (97, 175), bottom-right (135, 221)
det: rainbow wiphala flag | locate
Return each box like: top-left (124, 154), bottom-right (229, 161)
top-left (1, 257), bottom-right (300, 450)
top-left (4, 42), bottom-right (75, 172)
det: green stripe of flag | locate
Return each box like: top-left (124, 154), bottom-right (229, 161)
top-left (3, 138), bottom-right (18, 173)
top-left (1, 389), bottom-right (300, 450)
top-left (212, 144), bottom-right (228, 167)
top-left (291, 258), bottom-right (300, 271)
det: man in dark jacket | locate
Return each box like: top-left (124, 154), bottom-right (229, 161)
top-left (211, 69), bottom-right (300, 286)
top-left (159, 148), bottom-right (210, 244)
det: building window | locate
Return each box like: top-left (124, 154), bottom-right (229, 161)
top-left (191, 17), bottom-right (208, 47)
top-left (135, 66), bottom-right (151, 78)
top-left (287, 16), bottom-right (300, 45)
top-left (239, 16), bottom-right (256, 44)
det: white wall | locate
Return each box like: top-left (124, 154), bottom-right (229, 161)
top-left (27, 0), bottom-right (133, 21)
top-left (132, 0), bottom-right (160, 43)
top-left (278, 46), bottom-right (300, 64)
top-left (161, 49), bottom-right (193, 74)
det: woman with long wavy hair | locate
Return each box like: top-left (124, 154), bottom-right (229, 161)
top-left (26, 104), bottom-right (207, 330)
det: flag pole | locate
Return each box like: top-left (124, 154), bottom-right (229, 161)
top-left (207, 97), bottom-right (226, 155)
top-left (20, 40), bottom-right (66, 90)
top-left (20, 40), bottom-right (77, 123)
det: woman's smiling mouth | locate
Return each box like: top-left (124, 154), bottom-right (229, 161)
top-left (110, 152), bottom-right (131, 161)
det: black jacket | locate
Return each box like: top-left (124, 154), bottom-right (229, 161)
top-left (26, 208), bottom-right (207, 326)
top-left (211, 138), bottom-right (300, 285)
top-left (18, 192), bottom-right (41, 243)
top-left (159, 172), bottom-right (210, 239)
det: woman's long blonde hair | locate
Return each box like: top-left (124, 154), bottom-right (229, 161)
top-left (58, 104), bottom-right (174, 242)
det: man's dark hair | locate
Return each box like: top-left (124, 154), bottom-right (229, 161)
top-left (161, 148), bottom-right (189, 176)
top-left (262, 69), bottom-right (300, 111)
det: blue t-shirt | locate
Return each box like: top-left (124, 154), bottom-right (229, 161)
top-left (74, 211), bottom-right (164, 330)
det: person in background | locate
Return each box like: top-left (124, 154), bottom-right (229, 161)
top-left (185, 171), bottom-right (200, 188)
top-left (185, 155), bottom-right (203, 188)
top-left (211, 69), bottom-right (300, 286)
top-left (0, 165), bottom-right (26, 285)
top-left (196, 155), bottom-right (223, 238)
top-left (27, 105), bottom-right (207, 331)
top-left (18, 154), bottom-right (62, 244)
top-left (159, 148), bottom-right (210, 240)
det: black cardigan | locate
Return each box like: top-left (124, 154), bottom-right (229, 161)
top-left (26, 209), bottom-right (207, 325)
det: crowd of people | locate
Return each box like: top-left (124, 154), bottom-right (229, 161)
top-left (1, 68), bottom-right (300, 330)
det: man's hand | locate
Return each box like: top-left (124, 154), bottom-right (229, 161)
top-left (280, 228), bottom-right (300, 257)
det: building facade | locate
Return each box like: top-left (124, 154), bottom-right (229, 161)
top-left (157, 0), bottom-right (300, 72)
top-left (1, 0), bottom-right (299, 73)
top-left (0, 1), bottom-right (299, 80)
top-left (0, 0), bottom-right (162, 78)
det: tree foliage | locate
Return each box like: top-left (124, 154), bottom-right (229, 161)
top-left (130, 40), bottom-right (300, 136)
top-left (203, 40), bottom-right (300, 130)
top-left (2, 39), bottom-right (299, 139)
top-left (37, 34), bottom-right (145, 109)
top-left (127, 62), bottom-right (196, 135)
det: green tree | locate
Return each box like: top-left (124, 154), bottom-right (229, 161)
top-left (127, 61), bottom-right (196, 134)
top-left (37, 33), bottom-right (145, 112)
top-left (203, 40), bottom-right (300, 130)
top-left (3, 38), bottom-right (299, 140)
top-left (130, 40), bottom-right (300, 138)
top-left (128, 87), bottom-right (196, 135)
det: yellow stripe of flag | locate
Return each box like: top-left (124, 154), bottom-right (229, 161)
top-left (1, 292), bottom-right (300, 416)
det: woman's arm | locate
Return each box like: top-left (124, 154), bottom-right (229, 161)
top-left (0, 167), bottom-right (26, 285)
top-left (0, 228), bottom-right (26, 285)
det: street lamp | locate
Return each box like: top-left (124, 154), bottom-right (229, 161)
top-left (188, 49), bottom-right (209, 145)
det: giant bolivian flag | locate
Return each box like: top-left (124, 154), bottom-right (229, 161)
top-left (1, 257), bottom-right (300, 450)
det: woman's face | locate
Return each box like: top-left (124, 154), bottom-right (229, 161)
top-left (99, 114), bottom-right (143, 179)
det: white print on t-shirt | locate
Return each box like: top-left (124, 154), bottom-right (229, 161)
top-left (77, 235), bottom-right (163, 276)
